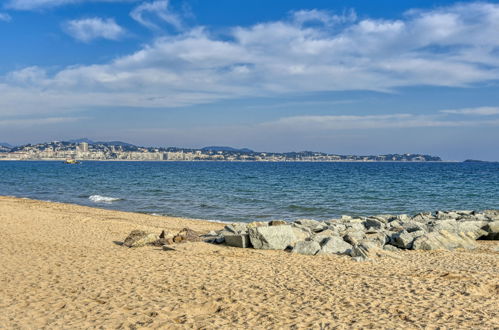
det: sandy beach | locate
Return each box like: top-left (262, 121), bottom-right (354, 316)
top-left (0, 196), bottom-right (498, 329)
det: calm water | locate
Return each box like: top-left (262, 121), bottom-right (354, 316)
top-left (0, 161), bottom-right (498, 222)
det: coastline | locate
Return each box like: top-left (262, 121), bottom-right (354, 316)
top-left (1, 196), bottom-right (498, 328)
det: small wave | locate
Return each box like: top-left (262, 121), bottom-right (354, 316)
top-left (88, 195), bottom-right (122, 203)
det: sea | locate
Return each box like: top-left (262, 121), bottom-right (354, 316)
top-left (1, 161), bottom-right (498, 223)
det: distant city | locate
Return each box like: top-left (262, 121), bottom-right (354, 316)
top-left (0, 139), bottom-right (442, 162)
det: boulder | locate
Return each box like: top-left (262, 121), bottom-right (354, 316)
top-left (363, 218), bottom-right (384, 230)
top-left (484, 210), bottom-right (499, 220)
top-left (291, 227), bottom-right (312, 242)
top-left (429, 219), bottom-right (458, 232)
top-left (248, 225), bottom-right (297, 250)
top-left (123, 230), bottom-right (159, 248)
top-left (482, 221), bottom-right (499, 240)
top-left (412, 230), bottom-right (476, 251)
top-left (349, 244), bottom-right (369, 261)
top-left (383, 244), bottom-right (400, 252)
top-left (363, 232), bottom-right (389, 247)
top-left (173, 228), bottom-right (202, 243)
top-left (292, 241), bottom-right (321, 255)
top-left (294, 219), bottom-right (326, 232)
top-left (269, 220), bottom-right (287, 226)
top-left (343, 231), bottom-right (365, 245)
top-left (225, 234), bottom-right (252, 248)
top-left (224, 223), bottom-right (248, 234)
top-left (317, 236), bottom-right (352, 255)
top-left (311, 229), bottom-right (339, 243)
top-left (390, 230), bottom-right (425, 249)
top-left (412, 212), bottom-right (433, 222)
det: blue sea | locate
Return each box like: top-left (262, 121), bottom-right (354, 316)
top-left (0, 161), bottom-right (498, 222)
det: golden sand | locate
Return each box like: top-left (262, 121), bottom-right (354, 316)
top-left (0, 196), bottom-right (498, 329)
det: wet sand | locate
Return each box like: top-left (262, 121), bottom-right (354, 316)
top-left (0, 196), bottom-right (498, 329)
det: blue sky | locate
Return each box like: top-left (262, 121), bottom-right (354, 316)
top-left (1, 0), bottom-right (499, 160)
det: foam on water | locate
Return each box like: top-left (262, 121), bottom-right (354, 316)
top-left (89, 195), bottom-right (122, 203)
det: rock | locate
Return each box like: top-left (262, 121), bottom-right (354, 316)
top-left (151, 230), bottom-right (172, 246)
top-left (224, 223), bottom-right (248, 234)
top-left (291, 227), bottom-right (312, 241)
top-left (173, 228), bottom-right (202, 243)
top-left (294, 219), bottom-right (326, 232)
top-left (363, 218), bottom-right (384, 230)
top-left (412, 230), bottom-right (476, 251)
top-left (484, 210), bottom-right (499, 220)
top-left (430, 219), bottom-right (458, 232)
top-left (225, 234), bottom-right (252, 248)
top-left (364, 232), bottom-right (389, 247)
top-left (292, 241), bottom-right (321, 255)
top-left (311, 229), bottom-right (339, 243)
top-left (482, 221), bottom-right (499, 240)
top-left (215, 237), bottom-right (225, 244)
top-left (349, 245), bottom-right (369, 261)
top-left (318, 236), bottom-right (352, 255)
top-left (247, 221), bottom-right (268, 228)
top-left (390, 230), bottom-right (425, 249)
top-left (343, 231), bottom-right (365, 245)
top-left (269, 220), bottom-right (287, 226)
top-left (383, 244), bottom-right (400, 252)
top-left (248, 225), bottom-right (297, 250)
top-left (456, 221), bottom-right (489, 239)
top-left (412, 212), bottom-right (433, 222)
top-left (345, 223), bottom-right (365, 232)
top-left (123, 230), bottom-right (159, 248)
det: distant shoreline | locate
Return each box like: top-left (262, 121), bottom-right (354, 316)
top-left (0, 159), bottom-right (456, 163)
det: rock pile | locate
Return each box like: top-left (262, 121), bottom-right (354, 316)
top-left (122, 227), bottom-right (202, 249)
top-left (205, 210), bottom-right (499, 260)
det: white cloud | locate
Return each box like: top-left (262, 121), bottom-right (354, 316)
top-left (440, 106), bottom-right (499, 116)
top-left (0, 116), bottom-right (85, 127)
top-left (261, 112), bottom-right (499, 131)
top-left (0, 12), bottom-right (12, 21)
top-left (63, 17), bottom-right (125, 42)
top-left (2, 2), bottom-right (499, 115)
top-left (130, 0), bottom-right (182, 30)
top-left (5, 0), bottom-right (136, 10)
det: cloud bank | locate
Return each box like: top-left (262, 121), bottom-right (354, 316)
top-left (2, 2), bottom-right (499, 115)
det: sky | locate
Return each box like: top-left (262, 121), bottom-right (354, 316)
top-left (1, 0), bottom-right (499, 160)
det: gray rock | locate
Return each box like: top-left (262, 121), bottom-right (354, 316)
top-left (215, 236), bottom-right (225, 244)
top-left (383, 244), bottom-right (400, 252)
top-left (292, 240), bottom-right (321, 255)
top-left (123, 230), bottom-right (159, 248)
top-left (269, 220), bottom-right (287, 226)
top-left (224, 223), bottom-right (248, 235)
top-left (248, 225), bottom-right (297, 250)
top-left (412, 212), bottom-right (434, 222)
top-left (390, 230), bottom-right (425, 249)
top-left (482, 221), bottom-right (499, 240)
top-left (456, 221), bottom-right (489, 239)
top-left (364, 232), bottom-right (389, 247)
top-left (343, 231), bottom-right (365, 245)
top-left (311, 229), bottom-right (339, 243)
top-left (317, 236), bottom-right (352, 255)
top-left (484, 210), bottom-right (499, 220)
top-left (430, 219), bottom-right (458, 232)
top-left (349, 245), bottom-right (369, 260)
top-left (412, 230), bottom-right (476, 251)
top-left (291, 226), bottom-right (312, 242)
top-left (225, 234), bottom-right (251, 248)
top-left (345, 223), bottom-right (365, 232)
top-left (363, 218), bottom-right (384, 230)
